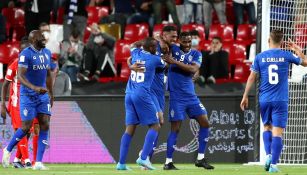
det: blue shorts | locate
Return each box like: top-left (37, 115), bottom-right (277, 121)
top-left (19, 93), bottom-right (51, 121)
top-left (260, 101), bottom-right (288, 128)
top-left (125, 93), bottom-right (159, 125)
top-left (150, 89), bottom-right (165, 113)
top-left (168, 96), bottom-right (207, 121)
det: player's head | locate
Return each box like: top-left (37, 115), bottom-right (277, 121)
top-left (269, 29), bottom-right (284, 47)
top-left (39, 22), bottom-right (50, 41)
top-left (20, 36), bottom-right (30, 51)
top-left (179, 31), bottom-right (192, 53)
top-left (162, 25), bottom-right (178, 45)
top-left (190, 30), bottom-right (200, 48)
top-left (143, 37), bottom-right (158, 55)
top-left (29, 30), bottom-right (46, 49)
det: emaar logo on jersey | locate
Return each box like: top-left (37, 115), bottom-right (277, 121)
top-left (33, 64), bottom-right (49, 70)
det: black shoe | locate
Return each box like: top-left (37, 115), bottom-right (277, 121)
top-left (13, 161), bottom-right (24, 168)
top-left (163, 162), bottom-right (179, 170)
top-left (24, 162), bottom-right (32, 169)
top-left (195, 158), bottom-right (214, 169)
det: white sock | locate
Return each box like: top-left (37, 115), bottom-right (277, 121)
top-left (197, 153), bottom-right (205, 160)
top-left (13, 157), bottom-right (21, 163)
top-left (266, 154), bottom-right (272, 159)
top-left (165, 158), bottom-right (173, 164)
top-left (24, 158), bottom-right (30, 163)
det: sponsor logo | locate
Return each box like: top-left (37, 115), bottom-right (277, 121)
top-left (23, 108), bottom-right (28, 117)
top-left (175, 52), bottom-right (179, 56)
top-left (33, 64), bottom-right (49, 70)
top-left (188, 55), bottom-right (193, 62)
top-left (20, 55), bottom-right (25, 62)
top-left (42, 140), bottom-right (48, 145)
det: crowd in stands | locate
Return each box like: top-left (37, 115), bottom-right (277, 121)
top-left (3, 0), bottom-right (293, 91)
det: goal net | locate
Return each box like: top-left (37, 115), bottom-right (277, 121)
top-left (261, 0), bottom-right (307, 164)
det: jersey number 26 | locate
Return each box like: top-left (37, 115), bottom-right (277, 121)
top-left (131, 71), bottom-right (145, 83)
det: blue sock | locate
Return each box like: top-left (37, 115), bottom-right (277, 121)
top-left (271, 136), bottom-right (283, 164)
top-left (198, 127), bottom-right (209, 154)
top-left (166, 131), bottom-right (178, 158)
top-left (119, 133), bottom-right (132, 164)
top-left (7, 128), bottom-right (27, 152)
top-left (141, 129), bottom-right (158, 160)
top-left (36, 130), bottom-right (48, 162)
top-left (263, 131), bottom-right (272, 155)
top-left (149, 133), bottom-right (159, 159)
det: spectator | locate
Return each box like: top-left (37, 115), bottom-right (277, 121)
top-left (81, 23), bottom-right (116, 81)
top-left (60, 30), bottom-right (84, 83)
top-left (203, 0), bottom-right (227, 34)
top-left (127, 0), bottom-right (154, 29)
top-left (100, 0), bottom-right (134, 38)
top-left (53, 62), bottom-right (72, 96)
top-left (233, 0), bottom-right (256, 26)
top-left (200, 36), bottom-right (229, 84)
top-left (183, 0), bottom-right (203, 24)
top-left (39, 22), bottom-right (62, 54)
top-left (152, 0), bottom-right (181, 28)
top-left (0, 14), bottom-right (6, 44)
top-left (190, 30), bottom-right (201, 50)
top-left (24, 0), bottom-right (53, 35)
top-left (63, 0), bottom-right (88, 41)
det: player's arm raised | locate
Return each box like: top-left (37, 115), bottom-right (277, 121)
top-left (46, 68), bottom-right (54, 107)
top-left (18, 67), bottom-right (48, 94)
top-left (163, 54), bottom-right (199, 74)
top-left (285, 38), bottom-right (307, 66)
top-left (240, 71), bottom-right (257, 111)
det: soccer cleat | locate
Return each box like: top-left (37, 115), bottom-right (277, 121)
top-left (32, 162), bottom-right (49, 170)
top-left (264, 155), bottom-right (272, 171)
top-left (24, 162), bottom-right (32, 169)
top-left (2, 147), bottom-right (11, 168)
top-left (163, 162), bottom-right (179, 170)
top-left (12, 161), bottom-right (24, 168)
top-left (136, 157), bottom-right (156, 170)
top-left (116, 163), bottom-right (132, 170)
top-left (195, 158), bottom-right (214, 169)
top-left (269, 164), bottom-right (279, 173)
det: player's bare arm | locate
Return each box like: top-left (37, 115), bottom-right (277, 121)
top-left (285, 38), bottom-right (307, 66)
top-left (46, 68), bottom-right (54, 107)
top-left (240, 71), bottom-right (257, 111)
top-left (0, 79), bottom-right (10, 121)
top-left (163, 54), bottom-right (199, 74)
top-left (127, 56), bottom-right (145, 72)
top-left (18, 66), bottom-right (48, 94)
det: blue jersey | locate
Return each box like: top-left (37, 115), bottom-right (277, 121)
top-left (126, 48), bottom-right (165, 94)
top-left (18, 46), bottom-right (51, 95)
top-left (168, 45), bottom-right (202, 99)
top-left (151, 43), bottom-right (165, 92)
top-left (251, 48), bottom-right (302, 102)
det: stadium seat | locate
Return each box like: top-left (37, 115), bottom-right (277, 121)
top-left (233, 63), bottom-right (250, 83)
top-left (13, 8), bottom-right (24, 26)
top-left (114, 39), bottom-right (132, 63)
top-left (152, 23), bottom-right (176, 36)
top-left (56, 7), bottom-right (65, 24)
top-left (86, 6), bottom-right (109, 25)
top-left (98, 6), bottom-right (109, 19)
top-left (198, 40), bottom-right (210, 51)
top-left (294, 24), bottom-right (307, 49)
top-left (250, 25), bottom-right (257, 42)
top-left (12, 26), bottom-right (26, 41)
top-left (99, 23), bottom-right (121, 40)
top-left (181, 24), bottom-right (205, 40)
top-left (209, 24), bottom-right (234, 42)
top-left (124, 24), bottom-right (149, 42)
top-left (236, 24), bottom-right (252, 44)
top-left (233, 43), bottom-right (247, 63)
top-left (0, 44), bottom-right (10, 64)
top-left (222, 42), bottom-right (235, 64)
top-left (119, 62), bottom-right (131, 81)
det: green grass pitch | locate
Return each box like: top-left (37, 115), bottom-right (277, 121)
top-left (0, 164), bottom-right (306, 175)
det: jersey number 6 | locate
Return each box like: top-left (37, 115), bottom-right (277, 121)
top-left (268, 64), bottom-right (279, 84)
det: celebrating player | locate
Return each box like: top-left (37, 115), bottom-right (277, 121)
top-left (162, 31), bottom-right (214, 170)
top-left (116, 37), bottom-right (165, 170)
top-left (1, 39), bottom-right (32, 168)
top-left (240, 29), bottom-right (307, 173)
top-left (2, 30), bottom-right (54, 170)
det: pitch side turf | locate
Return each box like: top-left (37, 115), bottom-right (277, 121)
top-left (1, 164), bottom-right (306, 175)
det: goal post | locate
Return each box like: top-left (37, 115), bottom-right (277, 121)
top-left (256, 0), bottom-right (307, 165)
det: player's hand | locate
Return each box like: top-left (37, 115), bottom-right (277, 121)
top-left (162, 54), bottom-right (176, 64)
top-left (285, 38), bottom-right (302, 52)
top-left (33, 86), bottom-right (48, 94)
top-left (192, 71), bottom-right (200, 82)
top-left (130, 62), bottom-right (145, 72)
top-left (240, 96), bottom-right (248, 111)
top-left (1, 104), bottom-right (7, 121)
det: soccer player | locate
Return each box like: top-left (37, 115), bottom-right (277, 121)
top-left (116, 37), bottom-right (165, 170)
top-left (1, 39), bottom-right (31, 168)
top-left (2, 30), bottom-right (54, 170)
top-left (162, 31), bottom-right (214, 170)
top-left (240, 29), bottom-right (307, 173)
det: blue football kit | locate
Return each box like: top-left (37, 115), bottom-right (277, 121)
top-left (18, 46), bottom-right (52, 121)
top-left (167, 44), bottom-right (207, 121)
top-left (125, 48), bottom-right (165, 125)
top-left (251, 48), bottom-right (302, 128)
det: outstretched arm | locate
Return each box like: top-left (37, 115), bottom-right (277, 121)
top-left (162, 54), bottom-right (199, 74)
top-left (240, 71), bottom-right (257, 111)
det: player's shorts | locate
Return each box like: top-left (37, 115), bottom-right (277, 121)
top-left (8, 106), bottom-right (21, 129)
top-left (260, 101), bottom-right (288, 128)
top-left (150, 89), bottom-right (165, 113)
top-left (20, 93), bottom-right (51, 121)
top-left (168, 96), bottom-right (207, 121)
top-left (125, 93), bottom-right (159, 126)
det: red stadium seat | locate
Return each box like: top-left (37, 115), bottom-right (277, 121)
top-left (114, 40), bottom-right (132, 63)
top-left (208, 24), bottom-right (220, 40)
top-left (181, 24), bottom-right (206, 40)
top-left (209, 24), bottom-right (234, 42)
top-left (13, 8), bottom-right (24, 26)
top-left (83, 26), bottom-right (91, 43)
top-left (98, 6), bottom-right (109, 19)
top-left (294, 24), bottom-right (307, 49)
top-left (86, 6), bottom-right (107, 25)
top-left (1, 7), bottom-right (14, 26)
top-left (0, 42), bottom-right (20, 64)
top-left (124, 24), bottom-right (149, 42)
top-left (236, 24), bottom-right (252, 44)
top-left (233, 43), bottom-right (247, 63)
top-left (12, 26), bottom-right (26, 41)
top-left (233, 63), bottom-right (250, 83)
top-left (0, 44), bottom-right (10, 64)
top-left (56, 7), bottom-right (65, 24)
top-left (250, 25), bottom-right (257, 42)
top-left (198, 40), bottom-right (210, 51)
top-left (222, 42), bottom-right (235, 64)
top-left (119, 62), bottom-right (131, 80)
